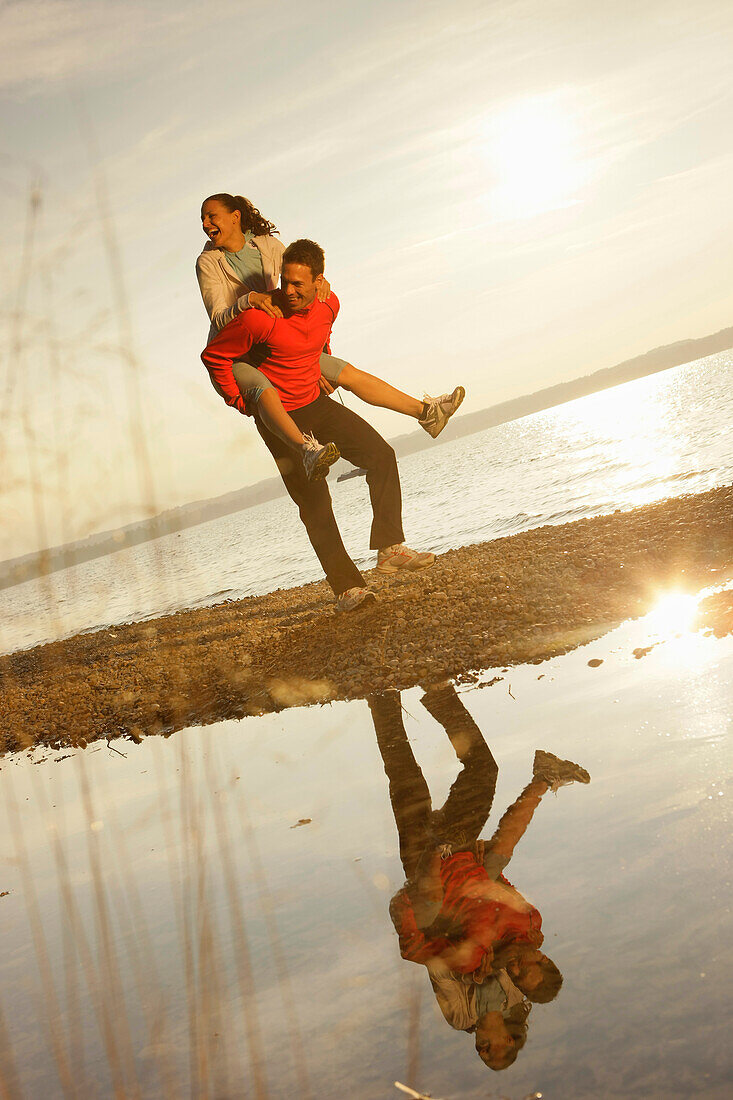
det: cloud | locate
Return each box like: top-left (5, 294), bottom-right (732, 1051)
top-left (0, 1), bottom-right (158, 90)
top-left (0, 0), bottom-right (243, 93)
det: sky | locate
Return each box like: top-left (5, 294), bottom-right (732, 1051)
top-left (2, 0), bottom-right (733, 559)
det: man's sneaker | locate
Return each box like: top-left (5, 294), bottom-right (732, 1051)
top-left (377, 544), bottom-right (436, 574)
top-left (418, 386), bottom-right (466, 439)
top-left (533, 750), bottom-right (591, 792)
top-left (336, 587), bottom-right (377, 613)
top-left (302, 432), bottom-right (340, 481)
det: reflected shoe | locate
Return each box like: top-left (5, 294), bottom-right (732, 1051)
top-left (533, 750), bottom-right (591, 792)
top-left (377, 544), bottom-right (436, 574)
top-left (418, 386), bottom-right (466, 438)
top-left (336, 587), bottom-right (377, 613)
top-left (302, 432), bottom-right (340, 481)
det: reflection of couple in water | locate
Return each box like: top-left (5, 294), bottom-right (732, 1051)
top-left (368, 684), bottom-right (590, 1072)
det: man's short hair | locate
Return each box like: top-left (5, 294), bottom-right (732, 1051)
top-left (282, 239), bottom-right (325, 277)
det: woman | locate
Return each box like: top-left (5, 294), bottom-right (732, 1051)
top-left (197, 193), bottom-right (465, 477)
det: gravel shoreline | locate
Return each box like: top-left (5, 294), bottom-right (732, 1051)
top-left (1, 485), bottom-right (731, 754)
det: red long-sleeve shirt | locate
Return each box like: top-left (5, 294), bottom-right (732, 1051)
top-left (391, 852), bottom-right (542, 974)
top-left (201, 293), bottom-right (340, 413)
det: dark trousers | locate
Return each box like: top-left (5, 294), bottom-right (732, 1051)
top-left (368, 686), bottom-right (498, 883)
top-left (256, 395), bottom-right (405, 595)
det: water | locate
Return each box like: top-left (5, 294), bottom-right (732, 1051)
top-left (1, 593), bottom-right (731, 1096)
top-left (2, 352), bottom-right (732, 656)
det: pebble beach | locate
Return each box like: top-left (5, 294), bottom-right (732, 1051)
top-left (1, 484), bottom-right (731, 755)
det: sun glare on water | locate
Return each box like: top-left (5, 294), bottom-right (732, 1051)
top-left (484, 93), bottom-right (586, 220)
top-left (645, 592), bottom-right (700, 637)
top-left (633, 590), bottom-right (707, 670)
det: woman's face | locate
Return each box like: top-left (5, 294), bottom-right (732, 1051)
top-left (201, 200), bottom-right (242, 250)
top-left (475, 1013), bottom-right (516, 1070)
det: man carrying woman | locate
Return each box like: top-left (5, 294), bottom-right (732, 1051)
top-left (201, 238), bottom-right (439, 612)
top-left (197, 193), bottom-right (465, 481)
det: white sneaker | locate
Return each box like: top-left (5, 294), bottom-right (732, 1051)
top-left (533, 750), bottom-right (591, 792)
top-left (336, 587), bottom-right (377, 612)
top-left (301, 431), bottom-right (340, 481)
top-left (377, 544), bottom-right (436, 574)
top-left (418, 386), bottom-right (465, 438)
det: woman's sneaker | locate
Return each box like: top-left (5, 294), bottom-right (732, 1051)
top-left (301, 432), bottom-right (340, 481)
top-left (533, 750), bottom-right (591, 792)
top-left (377, 544), bottom-right (436, 574)
top-left (418, 386), bottom-right (465, 438)
top-left (336, 587), bottom-right (378, 612)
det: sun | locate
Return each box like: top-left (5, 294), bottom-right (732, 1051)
top-left (483, 92), bottom-right (585, 220)
top-left (646, 591), bottom-right (700, 637)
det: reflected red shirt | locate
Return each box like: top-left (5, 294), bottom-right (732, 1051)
top-left (392, 851), bottom-right (542, 974)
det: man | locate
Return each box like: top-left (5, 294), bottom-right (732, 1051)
top-left (201, 238), bottom-right (437, 611)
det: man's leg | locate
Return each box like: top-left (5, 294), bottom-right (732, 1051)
top-left (255, 418), bottom-right (364, 596)
top-left (299, 397), bottom-right (405, 551)
top-left (420, 684), bottom-right (498, 849)
top-left (367, 691), bottom-right (433, 883)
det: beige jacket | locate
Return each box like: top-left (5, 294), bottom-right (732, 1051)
top-left (195, 235), bottom-right (286, 344)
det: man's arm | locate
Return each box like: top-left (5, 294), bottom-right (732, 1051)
top-left (201, 311), bottom-right (273, 415)
top-left (321, 292), bottom-right (339, 362)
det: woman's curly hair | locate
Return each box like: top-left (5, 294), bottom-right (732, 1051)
top-left (202, 193), bottom-right (278, 237)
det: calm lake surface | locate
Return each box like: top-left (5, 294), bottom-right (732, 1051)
top-left (1, 350), bottom-right (732, 655)
top-left (1, 590), bottom-right (731, 1097)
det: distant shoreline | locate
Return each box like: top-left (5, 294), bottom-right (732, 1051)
top-left (3, 325), bottom-right (732, 591)
top-left (2, 484), bottom-right (731, 754)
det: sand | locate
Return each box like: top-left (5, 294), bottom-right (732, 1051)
top-left (1, 485), bottom-right (731, 754)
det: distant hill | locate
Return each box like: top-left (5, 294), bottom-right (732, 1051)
top-left (2, 324), bottom-right (731, 590)
top-left (384, 324), bottom-right (733, 463)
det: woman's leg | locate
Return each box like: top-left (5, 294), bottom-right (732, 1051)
top-left (232, 361), bottom-right (305, 451)
top-left (325, 356), bottom-right (422, 415)
top-left (319, 354), bottom-right (465, 436)
top-left (232, 361), bottom-right (340, 480)
top-left (334, 359), bottom-right (465, 438)
top-left (257, 388), bottom-right (307, 450)
top-left (343, 364), bottom-right (424, 417)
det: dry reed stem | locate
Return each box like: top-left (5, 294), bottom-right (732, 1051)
top-left (0, 999), bottom-right (24, 1100)
top-left (394, 1082), bottom-right (445, 1099)
top-left (405, 971), bottom-right (422, 1091)
top-left (99, 777), bottom-right (179, 1098)
top-left (148, 741), bottom-right (203, 1095)
top-left (27, 765), bottom-right (92, 1099)
top-left (5, 774), bottom-right (76, 1098)
top-left (205, 747), bottom-right (269, 1099)
top-left (77, 757), bottom-right (141, 1098)
top-left (45, 805), bottom-right (124, 1096)
top-left (177, 741), bottom-right (206, 1095)
top-left (236, 787), bottom-right (314, 1100)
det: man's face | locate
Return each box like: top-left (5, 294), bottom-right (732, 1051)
top-left (281, 262), bottom-right (323, 312)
